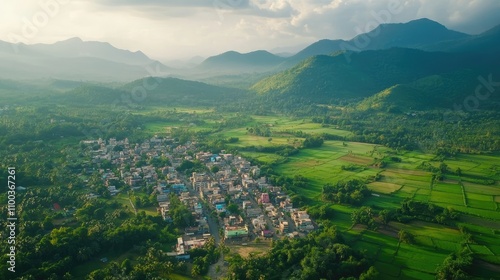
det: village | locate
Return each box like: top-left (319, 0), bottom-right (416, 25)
top-left (80, 136), bottom-right (316, 259)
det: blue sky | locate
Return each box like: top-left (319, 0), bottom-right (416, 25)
top-left (2, 0), bottom-right (499, 60)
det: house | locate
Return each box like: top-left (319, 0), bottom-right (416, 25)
top-left (246, 208), bottom-right (262, 218)
top-left (157, 194), bottom-right (169, 202)
top-left (108, 185), bottom-right (119, 195)
top-left (260, 193), bottom-right (270, 204)
top-left (279, 219), bottom-right (289, 234)
top-left (242, 200), bottom-right (252, 209)
top-left (224, 226), bottom-right (249, 240)
top-left (262, 230), bottom-right (273, 238)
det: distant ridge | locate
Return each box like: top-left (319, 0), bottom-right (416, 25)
top-left (198, 50), bottom-right (286, 74)
top-left (251, 47), bottom-right (500, 105)
top-left (0, 38), bottom-right (171, 82)
top-left (280, 18), bottom-right (471, 68)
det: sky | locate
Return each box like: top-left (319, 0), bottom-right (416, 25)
top-left (1, 0), bottom-right (499, 61)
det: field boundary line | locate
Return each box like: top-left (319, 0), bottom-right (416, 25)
top-left (459, 179), bottom-right (468, 207)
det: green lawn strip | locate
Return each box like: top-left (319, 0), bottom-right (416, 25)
top-left (399, 268), bottom-right (435, 280)
top-left (470, 244), bottom-right (495, 255)
top-left (394, 243), bottom-right (447, 274)
top-left (453, 205), bottom-right (500, 220)
top-left (365, 194), bottom-right (402, 210)
top-left (468, 198), bottom-right (497, 211)
top-left (432, 182), bottom-right (463, 194)
top-left (463, 182), bottom-right (500, 196)
top-left (429, 190), bottom-right (464, 206)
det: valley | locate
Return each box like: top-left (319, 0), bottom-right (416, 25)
top-left (1, 15), bottom-right (500, 280)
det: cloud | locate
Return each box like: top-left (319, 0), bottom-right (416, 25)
top-left (0, 0), bottom-right (498, 60)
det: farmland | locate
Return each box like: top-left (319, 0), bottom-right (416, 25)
top-left (132, 110), bottom-right (500, 278)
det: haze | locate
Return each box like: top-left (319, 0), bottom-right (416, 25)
top-left (1, 0), bottom-right (500, 61)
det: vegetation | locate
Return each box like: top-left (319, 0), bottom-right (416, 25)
top-left (322, 179), bottom-right (371, 205)
top-left (1, 37), bottom-right (500, 279)
top-left (225, 225), bottom-right (375, 280)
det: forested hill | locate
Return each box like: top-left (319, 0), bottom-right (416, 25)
top-left (58, 77), bottom-right (248, 107)
top-left (251, 48), bottom-right (500, 109)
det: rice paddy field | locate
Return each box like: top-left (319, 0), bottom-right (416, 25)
top-left (271, 138), bottom-right (500, 278)
top-left (143, 111), bottom-right (500, 279)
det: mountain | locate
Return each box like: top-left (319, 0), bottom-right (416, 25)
top-left (27, 37), bottom-right (156, 66)
top-left (0, 38), bottom-right (171, 82)
top-left (356, 69), bottom-right (500, 111)
top-left (198, 50), bottom-right (286, 74)
top-left (60, 77), bottom-right (248, 107)
top-left (252, 48), bottom-right (500, 102)
top-left (424, 23), bottom-right (500, 54)
top-left (350, 18), bottom-right (469, 50)
top-left (282, 18), bottom-right (470, 68)
top-left (285, 39), bottom-right (352, 66)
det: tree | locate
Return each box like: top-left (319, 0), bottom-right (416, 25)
top-left (210, 165), bottom-right (220, 173)
top-left (436, 250), bottom-right (473, 280)
top-left (379, 209), bottom-right (392, 225)
top-left (398, 229), bottom-right (414, 244)
top-left (360, 266), bottom-right (379, 280)
top-left (439, 162), bottom-right (448, 174)
top-left (227, 203), bottom-right (240, 215)
top-left (351, 206), bottom-right (377, 229)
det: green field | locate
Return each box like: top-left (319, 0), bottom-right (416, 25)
top-left (139, 110), bottom-right (500, 279)
top-left (264, 137), bottom-right (500, 278)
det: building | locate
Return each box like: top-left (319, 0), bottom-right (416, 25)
top-left (260, 193), bottom-right (270, 204)
top-left (224, 226), bottom-right (249, 240)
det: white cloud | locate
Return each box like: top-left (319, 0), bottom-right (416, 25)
top-left (0, 0), bottom-right (498, 60)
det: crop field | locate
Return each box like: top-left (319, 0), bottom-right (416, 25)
top-left (430, 190), bottom-right (465, 206)
top-left (239, 151), bottom-right (285, 164)
top-left (255, 134), bottom-right (500, 278)
top-left (251, 116), bottom-right (354, 138)
top-left (367, 182), bottom-right (401, 194)
top-left (274, 141), bottom-right (383, 194)
top-left (143, 112), bottom-right (500, 279)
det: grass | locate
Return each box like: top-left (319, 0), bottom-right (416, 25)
top-left (368, 182), bottom-right (402, 194)
top-left (227, 240), bottom-right (273, 258)
top-left (155, 112), bottom-right (500, 279)
top-left (430, 191), bottom-right (465, 206)
top-left (71, 249), bottom-right (138, 279)
top-left (170, 273), bottom-right (195, 280)
top-left (239, 151), bottom-right (285, 165)
top-left (274, 141), bottom-right (382, 199)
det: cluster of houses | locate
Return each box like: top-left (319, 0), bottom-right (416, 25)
top-left (81, 136), bottom-right (316, 258)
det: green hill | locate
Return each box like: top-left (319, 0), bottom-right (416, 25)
top-left (61, 77), bottom-right (248, 106)
top-left (281, 18), bottom-right (470, 69)
top-left (252, 48), bottom-right (500, 103)
top-left (198, 50), bottom-right (285, 73)
top-left (355, 70), bottom-right (488, 111)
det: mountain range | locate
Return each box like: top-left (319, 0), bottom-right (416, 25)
top-left (1, 17), bottom-right (499, 111)
top-left (0, 37), bottom-right (170, 82)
